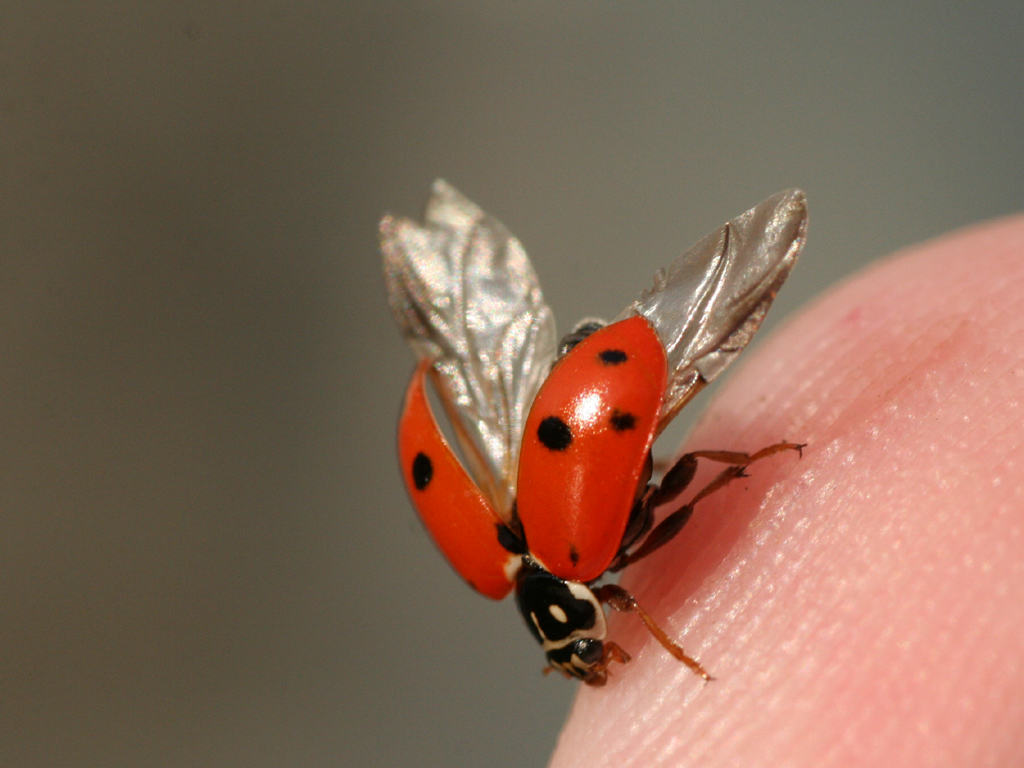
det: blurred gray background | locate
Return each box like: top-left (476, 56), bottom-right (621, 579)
top-left (3, 3), bottom-right (1023, 767)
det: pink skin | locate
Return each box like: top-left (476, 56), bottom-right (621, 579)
top-left (550, 213), bottom-right (1024, 767)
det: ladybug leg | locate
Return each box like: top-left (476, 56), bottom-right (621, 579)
top-left (651, 441), bottom-right (805, 509)
top-left (610, 453), bottom-right (701, 570)
top-left (618, 454), bottom-right (656, 552)
top-left (578, 641), bottom-right (632, 687)
top-left (612, 466), bottom-right (743, 570)
top-left (680, 441), bottom-right (806, 468)
top-left (618, 493), bottom-right (655, 553)
top-left (602, 640), bottom-right (631, 667)
top-left (612, 441), bottom-right (805, 570)
top-left (648, 453), bottom-right (699, 508)
top-left (595, 584), bottom-right (711, 681)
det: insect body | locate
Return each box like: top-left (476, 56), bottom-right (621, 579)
top-left (383, 181), bottom-right (807, 684)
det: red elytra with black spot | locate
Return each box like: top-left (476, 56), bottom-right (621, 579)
top-left (516, 316), bottom-right (667, 582)
top-left (398, 361), bottom-right (517, 599)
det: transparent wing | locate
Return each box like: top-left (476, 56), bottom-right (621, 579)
top-left (619, 189), bottom-right (808, 430)
top-left (381, 180), bottom-right (557, 515)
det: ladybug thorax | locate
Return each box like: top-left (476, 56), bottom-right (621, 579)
top-left (514, 560), bottom-right (608, 679)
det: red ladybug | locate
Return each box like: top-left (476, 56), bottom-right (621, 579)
top-left (382, 181), bottom-right (807, 685)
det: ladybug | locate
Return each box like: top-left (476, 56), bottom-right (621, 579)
top-left (381, 181), bottom-right (807, 685)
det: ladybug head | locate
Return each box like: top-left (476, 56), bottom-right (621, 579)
top-left (513, 560), bottom-right (612, 684)
top-left (543, 637), bottom-right (608, 684)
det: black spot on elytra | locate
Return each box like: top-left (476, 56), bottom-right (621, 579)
top-left (598, 349), bottom-right (628, 365)
top-left (569, 545), bottom-right (580, 566)
top-left (610, 409), bottom-right (636, 431)
top-left (411, 452), bottom-right (433, 490)
top-left (537, 416), bottom-right (573, 451)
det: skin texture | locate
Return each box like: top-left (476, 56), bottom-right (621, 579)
top-left (549, 213), bottom-right (1024, 768)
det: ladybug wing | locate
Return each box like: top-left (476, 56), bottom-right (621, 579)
top-left (620, 189), bottom-right (808, 431)
top-left (381, 180), bottom-right (557, 516)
